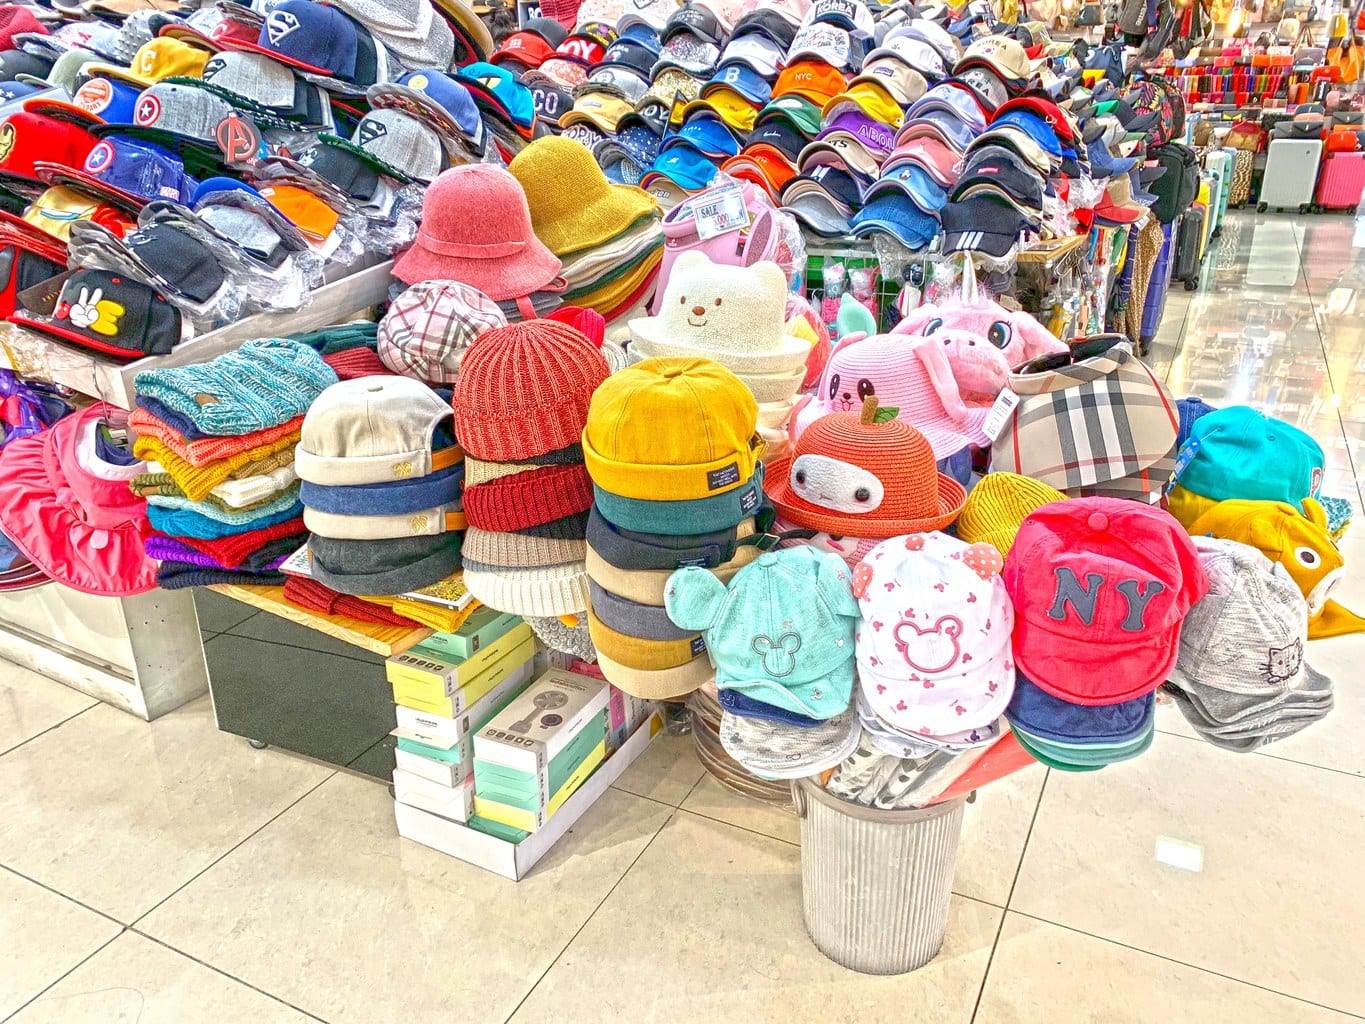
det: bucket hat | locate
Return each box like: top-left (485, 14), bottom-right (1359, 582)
top-left (767, 397), bottom-right (966, 537)
top-left (393, 164), bottom-right (563, 300)
top-left (508, 135), bottom-right (657, 258)
top-left (378, 280), bottom-right (506, 384)
top-left (1004, 497), bottom-right (1209, 706)
top-left (0, 405), bottom-right (156, 596)
top-left (853, 531), bottom-right (1014, 736)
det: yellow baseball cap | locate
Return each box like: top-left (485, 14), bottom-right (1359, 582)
top-left (81, 37), bottom-right (209, 89)
top-left (685, 89), bottom-right (757, 132)
top-left (560, 91), bottom-right (634, 133)
top-left (823, 83), bottom-right (904, 129)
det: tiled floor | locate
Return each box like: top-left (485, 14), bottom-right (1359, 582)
top-left (3, 209), bottom-right (1365, 1023)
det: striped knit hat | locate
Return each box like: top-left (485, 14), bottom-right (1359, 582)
top-left (452, 319), bottom-right (610, 461)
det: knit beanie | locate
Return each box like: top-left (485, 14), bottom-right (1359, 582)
top-left (133, 433), bottom-right (299, 502)
top-left (514, 509), bottom-right (590, 541)
top-left (525, 614), bottom-right (597, 662)
top-left (134, 339), bottom-right (337, 437)
top-left (129, 408), bottom-right (303, 468)
top-left (156, 516), bottom-right (308, 569)
top-left (463, 558), bottom-right (591, 617)
top-left (462, 463), bottom-right (593, 532)
top-left (955, 472), bottom-right (1067, 555)
top-left (463, 527), bottom-right (588, 568)
top-left (156, 563), bottom-right (287, 589)
top-left (452, 319), bottom-right (610, 461)
top-left (283, 576), bottom-right (423, 627)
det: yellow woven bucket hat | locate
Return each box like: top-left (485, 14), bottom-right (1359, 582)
top-left (509, 135), bottom-right (658, 257)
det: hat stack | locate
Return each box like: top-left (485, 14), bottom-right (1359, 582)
top-left (582, 357), bottom-right (771, 699)
top-left (853, 531), bottom-right (1015, 756)
top-left (394, 165), bottom-right (566, 320)
top-left (665, 545), bottom-right (861, 779)
top-left (1002, 498), bottom-right (1209, 771)
top-left (128, 340), bottom-right (337, 589)
top-left (1163, 536), bottom-right (1334, 752)
top-left (767, 396), bottom-right (967, 567)
top-left (509, 135), bottom-right (662, 322)
top-left (452, 318), bottom-right (610, 621)
top-left (628, 253), bottom-right (810, 407)
top-left (295, 375), bottom-right (466, 598)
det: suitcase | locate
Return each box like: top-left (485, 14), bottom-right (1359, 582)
top-left (1258, 138), bottom-right (1325, 212)
top-left (1194, 182), bottom-right (1214, 257)
top-left (1141, 220), bottom-right (1176, 350)
top-left (1229, 147), bottom-right (1255, 206)
top-left (1171, 205), bottom-right (1207, 291)
top-left (1202, 149), bottom-right (1232, 232)
top-left (1314, 151), bottom-right (1365, 212)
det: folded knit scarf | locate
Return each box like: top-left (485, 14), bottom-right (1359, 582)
top-left (137, 396), bottom-right (210, 440)
top-left (134, 338), bottom-right (337, 436)
top-left (130, 469), bottom-right (297, 513)
top-left (133, 433), bottom-right (297, 501)
top-left (144, 533), bottom-right (301, 572)
top-left (156, 562), bottom-right (288, 589)
top-left (157, 517), bottom-right (308, 569)
top-left (146, 484), bottom-right (301, 525)
top-left (283, 576), bottom-right (423, 627)
top-left (388, 595), bottom-right (481, 632)
top-left (147, 501), bottom-right (302, 540)
top-left (130, 406), bottom-right (303, 467)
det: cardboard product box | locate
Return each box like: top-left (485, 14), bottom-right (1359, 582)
top-left (386, 622), bottom-right (534, 697)
top-left (473, 669), bottom-right (610, 774)
top-left (415, 609), bottom-right (523, 661)
top-left (391, 677), bottom-right (532, 787)
top-left (473, 740), bottom-right (607, 833)
top-left (394, 711), bottom-right (665, 879)
top-left (393, 770), bottom-right (474, 824)
top-left (607, 688), bottom-right (657, 752)
top-left (389, 637), bottom-right (535, 717)
top-left (393, 667), bottom-right (534, 750)
top-left (474, 711), bottom-right (606, 807)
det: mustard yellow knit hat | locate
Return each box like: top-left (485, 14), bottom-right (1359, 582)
top-left (509, 136), bottom-right (659, 258)
top-left (956, 472), bottom-right (1067, 554)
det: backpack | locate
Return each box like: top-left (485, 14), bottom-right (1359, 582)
top-left (1149, 142), bottom-right (1201, 224)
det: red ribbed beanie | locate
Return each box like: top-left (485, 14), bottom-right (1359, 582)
top-left (452, 319), bottom-right (610, 461)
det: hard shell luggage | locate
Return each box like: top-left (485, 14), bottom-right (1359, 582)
top-left (1314, 151), bottom-right (1365, 212)
top-left (1202, 149), bottom-right (1232, 232)
top-left (1171, 205), bottom-right (1207, 291)
top-left (1194, 182), bottom-right (1214, 256)
top-left (1258, 138), bottom-right (1324, 212)
top-left (1229, 147), bottom-right (1255, 206)
top-left (1141, 220), bottom-right (1176, 350)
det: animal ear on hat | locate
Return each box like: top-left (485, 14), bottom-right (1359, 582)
top-left (1302, 496), bottom-right (1330, 531)
top-left (813, 550), bottom-right (859, 617)
top-left (663, 565), bottom-right (728, 632)
top-left (835, 292), bottom-right (877, 340)
top-left (748, 259), bottom-right (786, 294)
top-left (1009, 308), bottom-right (1069, 361)
top-left (911, 336), bottom-right (973, 426)
top-left (672, 250), bottom-right (712, 276)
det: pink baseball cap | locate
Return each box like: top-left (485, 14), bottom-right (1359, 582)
top-left (1004, 498), bottom-right (1209, 706)
top-left (0, 405), bottom-right (157, 596)
top-left (853, 531), bottom-right (1014, 737)
top-left (881, 136), bottom-right (962, 187)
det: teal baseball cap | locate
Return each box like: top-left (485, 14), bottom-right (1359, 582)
top-left (1012, 716), bottom-right (1154, 768)
top-left (666, 545), bottom-right (859, 721)
top-left (593, 461), bottom-right (766, 534)
top-left (1174, 406), bottom-right (1325, 506)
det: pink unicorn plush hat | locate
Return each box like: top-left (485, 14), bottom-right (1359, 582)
top-left (792, 332), bottom-right (992, 459)
top-left (893, 255), bottom-right (1066, 406)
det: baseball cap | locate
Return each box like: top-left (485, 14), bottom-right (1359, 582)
top-left (82, 37), bottom-right (209, 89)
top-left (662, 109), bottom-right (740, 158)
top-left (849, 56), bottom-right (929, 106)
top-left (703, 61), bottom-right (771, 105)
top-left (643, 139), bottom-right (717, 191)
top-left (452, 62), bottom-right (534, 129)
top-left (717, 33), bottom-right (784, 79)
top-left (20, 186), bottom-right (134, 242)
top-left (652, 31), bottom-right (720, 76)
top-left (597, 37), bottom-right (658, 76)
top-left (909, 82), bottom-right (988, 131)
top-left (325, 107), bottom-right (448, 184)
top-left (881, 136), bottom-right (962, 187)
top-left (958, 34), bottom-right (1040, 85)
top-left (521, 16), bottom-right (570, 47)
top-left (896, 110), bottom-right (975, 153)
top-left (9, 267), bottom-right (182, 360)
top-left (865, 159), bottom-right (947, 211)
top-left (789, 22), bottom-right (861, 70)
top-left (798, 135), bottom-right (879, 181)
top-left (822, 84), bottom-right (902, 129)
top-left (1004, 497), bottom-right (1209, 706)
top-left (952, 144), bottom-right (1043, 208)
top-left (234, 0), bottom-right (371, 83)
top-left (849, 193), bottom-right (939, 247)
top-left (780, 171), bottom-right (856, 235)
top-left (1094, 174), bottom-right (1146, 225)
top-left (745, 119), bottom-right (806, 160)
top-left (664, 3), bottom-right (723, 45)
top-left (0, 111), bottom-right (98, 187)
top-left (367, 70), bottom-right (486, 155)
top-left (773, 60), bottom-right (846, 106)
top-left (971, 121), bottom-right (1054, 173)
top-left (815, 107), bottom-right (895, 157)
top-left (940, 194), bottom-right (1027, 257)
top-left (0, 49), bottom-right (54, 83)
top-left (491, 30), bottom-right (556, 69)
top-left (756, 94), bottom-right (823, 136)
top-left (954, 67), bottom-right (1009, 112)
top-left (255, 182), bottom-right (342, 241)
top-left (686, 89), bottom-right (758, 132)
top-left (585, 64), bottom-right (650, 103)
top-left (997, 92), bottom-right (1075, 142)
top-left (95, 80), bottom-right (259, 154)
top-left (92, 220), bottom-right (227, 304)
top-left (719, 149), bottom-right (792, 200)
top-left (157, 6), bottom-right (261, 53)
top-left (1174, 406), bottom-right (1325, 507)
top-left (867, 31), bottom-right (946, 80)
top-left (617, 0), bottom-right (679, 32)
top-left (561, 90), bottom-right (635, 132)
top-left (989, 109), bottom-right (1061, 158)
top-left (196, 50), bottom-right (298, 112)
top-left (38, 135), bottom-right (196, 211)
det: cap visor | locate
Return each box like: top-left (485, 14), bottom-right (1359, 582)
top-left (1012, 613), bottom-right (1180, 707)
top-left (226, 39), bottom-right (333, 76)
top-left (8, 311), bottom-right (148, 361)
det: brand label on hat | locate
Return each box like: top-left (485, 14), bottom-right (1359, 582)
top-left (981, 388), bottom-right (1020, 442)
top-left (134, 93), bottom-right (162, 127)
top-left (1164, 434), bottom-right (1200, 494)
top-left (690, 636), bottom-right (707, 656)
top-left (814, 0), bottom-right (857, 21)
top-left (693, 182), bottom-right (749, 240)
top-left (1310, 465), bottom-right (1323, 497)
top-left (358, 118), bottom-right (388, 145)
top-left (562, 123), bottom-right (605, 147)
top-left (707, 462), bottom-right (741, 491)
top-left (266, 9), bottom-right (300, 44)
top-left (216, 113), bottom-right (263, 166)
top-left (1048, 567), bottom-right (1165, 631)
top-left (738, 485), bottom-right (760, 514)
top-left (75, 78), bottom-right (115, 113)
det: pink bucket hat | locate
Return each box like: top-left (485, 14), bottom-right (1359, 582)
top-left (0, 405), bottom-right (157, 596)
top-left (393, 164), bottom-right (564, 301)
top-left (793, 333), bottom-right (991, 459)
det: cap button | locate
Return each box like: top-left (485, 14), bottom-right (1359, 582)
top-left (1088, 512), bottom-right (1109, 531)
top-left (758, 552), bottom-right (778, 566)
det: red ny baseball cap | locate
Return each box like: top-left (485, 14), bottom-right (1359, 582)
top-left (1003, 497), bottom-right (1209, 706)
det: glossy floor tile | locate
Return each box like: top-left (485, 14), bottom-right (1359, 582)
top-left (0, 696), bottom-right (332, 923)
top-left (3, 210), bottom-right (1365, 1022)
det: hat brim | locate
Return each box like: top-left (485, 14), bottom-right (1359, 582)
top-left (315, 132), bottom-right (414, 184)
top-left (21, 95), bottom-right (105, 127)
top-left (223, 39), bottom-right (333, 77)
top-left (627, 325), bottom-right (810, 374)
top-left (0, 209), bottom-right (69, 258)
top-left (364, 82), bottom-right (486, 155)
top-left (764, 455), bottom-right (966, 536)
top-left (780, 191), bottom-right (852, 236)
top-left (392, 237), bottom-right (563, 303)
top-left (34, 161), bottom-right (157, 214)
top-left (1012, 612), bottom-right (1180, 707)
top-left (859, 648), bottom-right (1012, 737)
top-left (8, 309), bottom-right (149, 361)
top-left (944, 225), bottom-right (1021, 259)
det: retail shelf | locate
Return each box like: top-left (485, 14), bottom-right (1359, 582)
top-left (207, 583), bottom-right (432, 657)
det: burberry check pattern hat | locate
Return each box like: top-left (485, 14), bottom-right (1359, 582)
top-left (377, 280), bottom-right (507, 384)
top-left (990, 335), bottom-right (1179, 504)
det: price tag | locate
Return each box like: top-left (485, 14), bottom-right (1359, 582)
top-left (693, 184), bottom-right (749, 240)
top-left (980, 388), bottom-right (1020, 442)
top-left (1164, 434), bottom-right (1200, 494)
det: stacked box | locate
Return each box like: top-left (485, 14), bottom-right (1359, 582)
top-left (471, 669), bottom-right (611, 834)
top-left (387, 617), bottom-right (536, 823)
